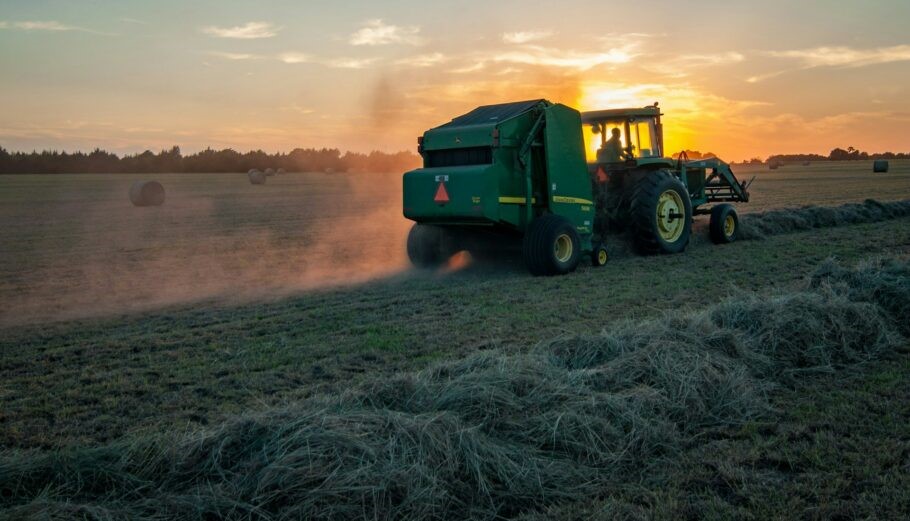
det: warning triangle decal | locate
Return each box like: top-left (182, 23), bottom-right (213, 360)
top-left (434, 182), bottom-right (450, 203)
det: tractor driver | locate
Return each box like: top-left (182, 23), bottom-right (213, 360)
top-left (598, 127), bottom-right (624, 163)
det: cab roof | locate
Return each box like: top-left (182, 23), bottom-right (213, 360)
top-left (580, 105), bottom-right (661, 123)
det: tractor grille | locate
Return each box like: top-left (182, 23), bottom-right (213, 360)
top-left (425, 147), bottom-right (492, 168)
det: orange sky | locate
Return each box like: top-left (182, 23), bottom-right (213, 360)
top-left (1, 1), bottom-right (909, 161)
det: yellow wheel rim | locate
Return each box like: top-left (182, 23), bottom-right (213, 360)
top-left (554, 234), bottom-right (573, 262)
top-left (598, 249), bottom-right (608, 264)
top-left (724, 214), bottom-right (736, 237)
top-left (656, 190), bottom-right (686, 242)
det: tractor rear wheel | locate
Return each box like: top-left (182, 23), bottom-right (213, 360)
top-left (709, 204), bottom-right (739, 244)
top-left (523, 214), bottom-right (581, 276)
top-left (628, 170), bottom-right (692, 254)
top-left (407, 223), bottom-right (454, 268)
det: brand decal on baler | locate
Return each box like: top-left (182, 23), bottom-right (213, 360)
top-left (552, 195), bottom-right (594, 205)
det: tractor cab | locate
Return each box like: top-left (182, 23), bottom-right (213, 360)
top-left (581, 104), bottom-right (667, 168)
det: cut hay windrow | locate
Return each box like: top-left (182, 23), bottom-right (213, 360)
top-left (737, 199), bottom-right (910, 240)
top-left (2, 258), bottom-right (909, 520)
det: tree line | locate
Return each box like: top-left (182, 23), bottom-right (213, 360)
top-left (674, 147), bottom-right (908, 165)
top-left (765, 147), bottom-right (910, 164)
top-left (0, 146), bottom-right (422, 174)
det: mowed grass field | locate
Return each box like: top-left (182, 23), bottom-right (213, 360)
top-left (1, 161), bottom-right (910, 518)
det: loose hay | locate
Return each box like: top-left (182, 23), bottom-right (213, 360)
top-left (128, 181), bottom-right (165, 207)
top-left (2, 258), bottom-right (908, 520)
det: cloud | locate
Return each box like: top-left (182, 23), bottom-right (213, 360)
top-left (281, 104), bottom-right (315, 115)
top-left (201, 21), bottom-right (279, 39)
top-left (324, 57), bottom-right (377, 69)
top-left (449, 62), bottom-right (485, 74)
top-left (277, 52), bottom-right (311, 64)
top-left (0, 20), bottom-right (109, 34)
top-left (746, 70), bottom-right (788, 84)
top-left (678, 52), bottom-right (745, 66)
top-left (276, 52), bottom-right (376, 69)
top-left (209, 51), bottom-right (263, 61)
top-left (645, 51), bottom-right (745, 78)
top-left (396, 52), bottom-right (446, 67)
top-left (349, 19), bottom-right (422, 46)
top-left (493, 44), bottom-right (636, 70)
top-left (502, 30), bottom-right (553, 44)
top-left (768, 45), bottom-right (910, 68)
top-left (746, 45), bottom-right (910, 84)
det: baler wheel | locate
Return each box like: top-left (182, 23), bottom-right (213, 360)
top-left (406, 223), bottom-right (454, 268)
top-left (709, 204), bottom-right (739, 244)
top-left (522, 214), bottom-right (581, 276)
top-left (628, 170), bottom-right (692, 254)
top-left (592, 243), bottom-right (609, 267)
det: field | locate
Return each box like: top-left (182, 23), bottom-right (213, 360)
top-left (2, 161), bottom-right (910, 519)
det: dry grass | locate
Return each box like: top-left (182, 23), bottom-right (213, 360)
top-left (2, 257), bottom-right (907, 520)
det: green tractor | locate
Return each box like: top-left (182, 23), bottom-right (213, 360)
top-left (402, 99), bottom-right (750, 276)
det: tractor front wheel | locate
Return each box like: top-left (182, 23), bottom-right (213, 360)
top-left (407, 223), bottom-right (454, 268)
top-left (523, 214), bottom-right (581, 276)
top-left (628, 170), bottom-right (692, 254)
top-left (709, 204), bottom-right (739, 244)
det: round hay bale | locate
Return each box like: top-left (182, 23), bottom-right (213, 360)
top-left (248, 168), bottom-right (259, 176)
top-left (248, 170), bottom-right (267, 185)
top-left (264, 168), bottom-right (275, 176)
top-left (873, 160), bottom-right (889, 173)
top-left (128, 180), bottom-right (165, 207)
top-left (276, 168), bottom-right (286, 175)
top-left (802, 161), bottom-right (811, 166)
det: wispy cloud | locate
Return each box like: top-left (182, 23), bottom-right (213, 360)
top-left (396, 52), bottom-right (446, 67)
top-left (678, 52), bottom-right (745, 66)
top-left (209, 51), bottom-right (263, 61)
top-left (324, 57), bottom-right (377, 69)
top-left (349, 19), bottom-right (422, 46)
top-left (281, 104), bottom-right (315, 115)
top-left (0, 20), bottom-right (110, 35)
top-left (646, 51), bottom-right (745, 78)
top-left (201, 21), bottom-right (279, 39)
top-left (493, 44), bottom-right (636, 70)
top-left (747, 45), bottom-right (910, 83)
top-left (449, 62), bottom-right (485, 74)
top-left (275, 52), bottom-right (376, 69)
top-left (767, 45), bottom-right (910, 68)
top-left (502, 30), bottom-right (553, 44)
top-left (277, 52), bottom-right (311, 64)
top-left (746, 70), bottom-right (789, 84)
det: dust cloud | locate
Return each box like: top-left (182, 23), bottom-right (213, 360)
top-left (0, 172), bottom-right (413, 327)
